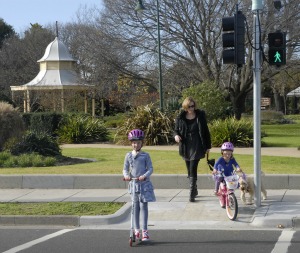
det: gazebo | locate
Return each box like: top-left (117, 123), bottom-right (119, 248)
top-left (10, 37), bottom-right (95, 116)
top-left (287, 86), bottom-right (300, 114)
top-left (287, 86), bottom-right (300, 97)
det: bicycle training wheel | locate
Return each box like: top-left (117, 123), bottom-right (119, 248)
top-left (226, 193), bottom-right (238, 220)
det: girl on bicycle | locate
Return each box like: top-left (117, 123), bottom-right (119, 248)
top-left (212, 142), bottom-right (242, 195)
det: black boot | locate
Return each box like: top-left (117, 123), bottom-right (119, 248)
top-left (189, 177), bottom-right (197, 202)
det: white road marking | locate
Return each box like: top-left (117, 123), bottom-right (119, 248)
top-left (2, 229), bottom-right (74, 253)
top-left (271, 230), bottom-right (295, 253)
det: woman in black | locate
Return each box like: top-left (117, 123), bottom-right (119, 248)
top-left (174, 97), bottom-right (211, 202)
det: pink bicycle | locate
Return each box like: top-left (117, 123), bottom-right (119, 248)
top-left (215, 170), bottom-right (239, 220)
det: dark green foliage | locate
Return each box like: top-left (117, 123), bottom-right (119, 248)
top-left (115, 104), bottom-right (175, 145)
top-left (0, 18), bottom-right (15, 47)
top-left (0, 102), bottom-right (25, 151)
top-left (209, 117), bottom-right (254, 147)
top-left (56, 115), bottom-right (109, 144)
top-left (10, 131), bottom-right (61, 157)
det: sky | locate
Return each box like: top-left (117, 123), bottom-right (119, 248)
top-left (0, 0), bottom-right (103, 34)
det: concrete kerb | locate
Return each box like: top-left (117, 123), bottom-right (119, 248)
top-left (1, 174), bottom-right (300, 190)
top-left (80, 202), bottom-right (131, 226)
top-left (0, 215), bottom-right (80, 226)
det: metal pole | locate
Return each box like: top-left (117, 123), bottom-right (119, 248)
top-left (156, 0), bottom-right (163, 111)
top-left (252, 7), bottom-right (262, 207)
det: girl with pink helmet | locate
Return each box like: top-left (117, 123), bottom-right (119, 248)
top-left (212, 142), bottom-right (242, 196)
top-left (123, 129), bottom-right (156, 241)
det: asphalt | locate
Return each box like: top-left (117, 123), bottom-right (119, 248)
top-left (0, 145), bottom-right (299, 230)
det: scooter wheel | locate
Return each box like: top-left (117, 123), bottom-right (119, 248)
top-left (129, 238), bottom-right (133, 247)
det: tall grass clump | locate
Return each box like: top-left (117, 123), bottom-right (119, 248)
top-left (0, 152), bottom-right (56, 168)
top-left (210, 117), bottom-right (254, 147)
top-left (0, 102), bottom-right (25, 151)
top-left (57, 115), bottom-right (109, 143)
top-left (115, 104), bottom-right (175, 145)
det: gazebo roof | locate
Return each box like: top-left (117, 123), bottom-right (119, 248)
top-left (287, 86), bottom-right (300, 97)
top-left (11, 70), bottom-right (86, 91)
top-left (11, 37), bottom-right (92, 91)
top-left (38, 37), bottom-right (75, 62)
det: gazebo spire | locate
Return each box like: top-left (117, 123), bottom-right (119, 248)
top-left (56, 21), bottom-right (59, 38)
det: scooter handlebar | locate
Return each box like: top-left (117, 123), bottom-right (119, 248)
top-left (122, 177), bottom-right (146, 181)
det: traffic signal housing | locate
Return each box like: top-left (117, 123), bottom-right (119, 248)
top-left (222, 11), bottom-right (245, 66)
top-left (268, 32), bottom-right (286, 66)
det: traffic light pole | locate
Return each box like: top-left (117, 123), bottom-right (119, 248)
top-left (252, 3), bottom-right (262, 207)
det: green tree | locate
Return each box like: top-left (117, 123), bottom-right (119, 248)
top-left (0, 18), bottom-right (15, 48)
top-left (181, 81), bottom-right (231, 121)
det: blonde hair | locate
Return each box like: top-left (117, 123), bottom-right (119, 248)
top-left (182, 97), bottom-right (197, 111)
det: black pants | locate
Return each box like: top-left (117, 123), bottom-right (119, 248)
top-left (185, 159), bottom-right (200, 179)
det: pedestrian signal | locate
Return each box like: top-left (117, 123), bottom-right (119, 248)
top-left (268, 32), bottom-right (286, 66)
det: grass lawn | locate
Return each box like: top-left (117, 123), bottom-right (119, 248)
top-left (262, 121), bottom-right (300, 147)
top-left (0, 121), bottom-right (299, 216)
top-left (0, 147), bottom-right (299, 175)
top-left (0, 202), bottom-right (124, 215)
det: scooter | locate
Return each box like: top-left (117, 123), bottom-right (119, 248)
top-left (123, 177), bottom-right (141, 247)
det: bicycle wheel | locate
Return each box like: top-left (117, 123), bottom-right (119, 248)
top-left (226, 193), bottom-right (238, 220)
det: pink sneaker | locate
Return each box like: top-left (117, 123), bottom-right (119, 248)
top-left (142, 230), bottom-right (150, 241)
top-left (135, 229), bottom-right (140, 240)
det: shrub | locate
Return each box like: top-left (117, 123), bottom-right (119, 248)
top-left (18, 154), bottom-right (33, 167)
top-left (115, 104), bottom-right (175, 145)
top-left (0, 151), bottom-right (10, 162)
top-left (2, 156), bottom-right (18, 167)
top-left (43, 156), bottom-right (56, 166)
top-left (261, 110), bottom-right (293, 124)
top-left (0, 102), bottom-right (25, 151)
top-left (103, 114), bottom-right (127, 128)
top-left (56, 115), bottom-right (109, 143)
top-left (10, 131), bottom-right (61, 157)
top-left (31, 155), bottom-right (45, 167)
top-left (210, 117), bottom-right (254, 147)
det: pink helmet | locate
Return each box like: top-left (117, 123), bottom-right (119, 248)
top-left (128, 129), bottom-right (145, 141)
top-left (221, 142), bottom-right (234, 151)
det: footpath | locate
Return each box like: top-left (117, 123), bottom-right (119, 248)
top-left (0, 145), bottom-right (299, 230)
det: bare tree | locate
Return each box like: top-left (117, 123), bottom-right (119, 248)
top-left (100, 0), bottom-right (300, 117)
top-left (57, 5), bottom-right (150, 112)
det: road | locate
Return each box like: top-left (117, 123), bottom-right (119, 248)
top-left (0, 227), bottom-right (299, 253)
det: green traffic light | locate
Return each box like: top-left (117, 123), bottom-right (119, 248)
top-left (274, 51), bottom-right (282, 63)
top-left (268, 32), bottom-right (286, 66)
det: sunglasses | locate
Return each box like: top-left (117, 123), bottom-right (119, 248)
top-left (188, 105), bottom-right (195, 108)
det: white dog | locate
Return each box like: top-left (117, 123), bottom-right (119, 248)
top-left (238, 172), bottom-right (267, 205)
